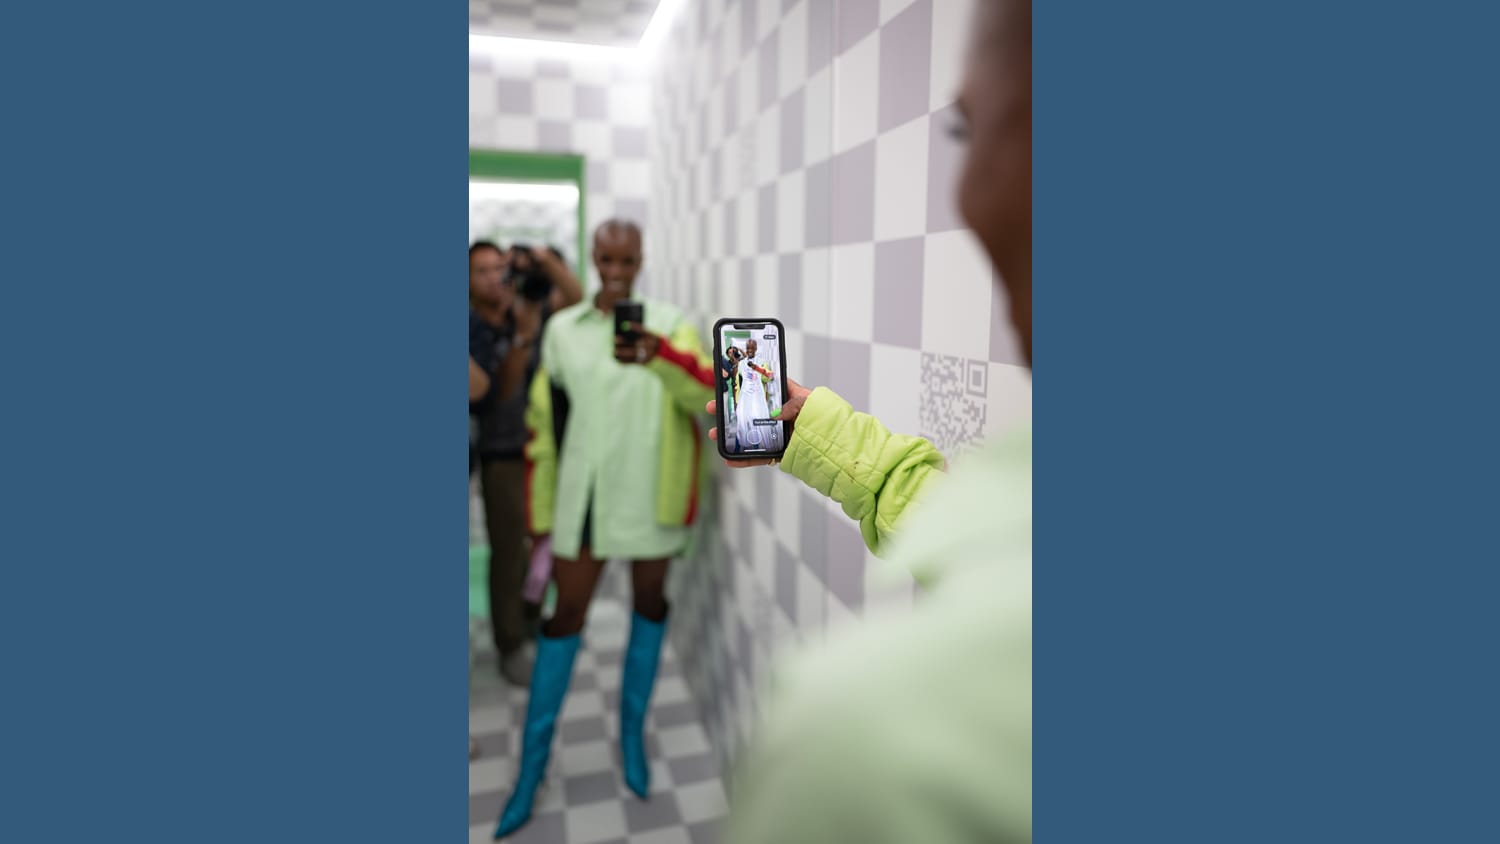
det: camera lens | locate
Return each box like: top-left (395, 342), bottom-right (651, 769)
top-left (520, 269), bottom-right (551, 301)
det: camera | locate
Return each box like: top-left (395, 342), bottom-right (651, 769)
top-left (504, 244), bottom-right (562, 303)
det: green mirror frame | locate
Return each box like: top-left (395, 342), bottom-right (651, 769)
top-left (468, 149), bottom-right (587, 270)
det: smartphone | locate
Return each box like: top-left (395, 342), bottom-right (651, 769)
top-left (614, 301), bottom-right (644, 343)
top-left (712, 318), bottom-right (791, 460)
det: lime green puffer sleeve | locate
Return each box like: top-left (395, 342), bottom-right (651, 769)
top-left (778, 387), bottom-right (946, 556)
top-left (523, 368), bottom-right (556, 536)
top-left (645, 319), bottom-right (716, 415)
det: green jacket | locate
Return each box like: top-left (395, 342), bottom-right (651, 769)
top-left (523, 299), bottom-right (715, 559)
top-left (729, 387), bottom-right (1033, 844)
top-left (778, 387), bottom-right (948, 562)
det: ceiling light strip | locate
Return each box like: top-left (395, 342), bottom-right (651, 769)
top-left (467, 33), bottom-right (637, 62)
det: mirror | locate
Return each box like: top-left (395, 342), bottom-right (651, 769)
top-left (468, 150), bottom-right (586, 272)
top-left (469, 180), bottom-right (580, 270)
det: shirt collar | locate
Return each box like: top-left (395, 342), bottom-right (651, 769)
top-left (576, 301), bottom-right (611, 322)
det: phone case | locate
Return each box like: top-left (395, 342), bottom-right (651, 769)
top-left (712, 317), bottom-right (791, 462)
top-left (614, 301), bottom-right (644, 339)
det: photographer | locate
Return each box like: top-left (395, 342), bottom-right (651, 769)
top-left (469, 240), bottom-right (582, 686)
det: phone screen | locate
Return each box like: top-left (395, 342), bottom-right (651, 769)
top-left (716, 321), bottom-right (786, 457)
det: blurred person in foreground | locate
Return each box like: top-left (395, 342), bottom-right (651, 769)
top-left (470, 240), bottom-right (583, 686)
top-left (718, 2), bottom-right (1032, 842)
top-left (494, 219), bottom-right (716, 837)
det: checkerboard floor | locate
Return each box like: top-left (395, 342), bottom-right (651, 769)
top-left (471, 569), bottom-right (727, 844)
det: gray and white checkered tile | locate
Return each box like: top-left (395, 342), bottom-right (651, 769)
top-left (644, 0), bottom-right (1030, 773)
top-left (471, 564), bottom-right (727, 844)
top-left (470, 0), bottom-right (664, 48)
top-left (470, 50), bottom-right (654, 292)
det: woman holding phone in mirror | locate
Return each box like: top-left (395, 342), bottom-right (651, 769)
top-left (733, 339), bottom-right (776, 451)
top-left (495, 219), bottom-right (717, 838)
top-left (713, 3), bottom-right (1033, 842)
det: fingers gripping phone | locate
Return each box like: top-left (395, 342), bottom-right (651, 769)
top-left (713, 318), bottom-right (790, 460)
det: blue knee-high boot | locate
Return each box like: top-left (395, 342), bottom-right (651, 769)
top-left (620, 609), bottom-right (667, 798)
top-left (494, 632), bottom-right (581, 839)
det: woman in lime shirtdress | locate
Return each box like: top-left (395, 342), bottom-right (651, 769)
top-left (495, 221), bottom-right (717, 839)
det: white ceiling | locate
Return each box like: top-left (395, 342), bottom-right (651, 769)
top-left (469, 0), bottom-right (665, 48)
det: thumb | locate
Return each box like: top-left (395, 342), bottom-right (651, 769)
top-left (779, 390), bottom-right (809, 423)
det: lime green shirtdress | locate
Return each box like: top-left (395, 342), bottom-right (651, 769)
top-left (726, 387), bottom-right (1033, 844)
top-left (524, 298), bottom-right (716, 561)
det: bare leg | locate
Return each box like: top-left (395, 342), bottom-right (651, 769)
top-left (545, 545), bottom-right (607, 637)
top-left (630, 557), bottom-right (671, 622)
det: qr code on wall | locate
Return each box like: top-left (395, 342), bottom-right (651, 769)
top-left (920, 354), bottom-right (989, 457)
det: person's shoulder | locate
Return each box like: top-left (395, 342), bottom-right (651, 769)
top-left (546, 301), bottom-right (594, 331)
top-left (779, 574), bottom-right (1025, 701)
top-left (556, 299), bottom-right (593, 318)
top-left (744, 581), bottom-right (1031, 841)
top-left (642, 297), bottom-right (686, 327)
top-left (878, 427), bottom-right (1031, 584)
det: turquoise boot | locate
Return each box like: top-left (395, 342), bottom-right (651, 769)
top-left (494, 632), bottom-right (580, 839)
top-left (619, 610), bottom-right (667, 798)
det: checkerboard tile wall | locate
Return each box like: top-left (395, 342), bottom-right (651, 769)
top-left (470, 49), bottom-right (656, 294)
top-left (646, 0), bottom-right (1031, 779)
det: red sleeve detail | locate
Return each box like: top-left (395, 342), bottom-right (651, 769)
top-left (655, 340), bottom-right (716, 388)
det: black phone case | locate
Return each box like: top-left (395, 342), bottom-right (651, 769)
top-left (614, 301), bottom-right (643, 340)
top-left (712, 317), bottom-right (791, 462)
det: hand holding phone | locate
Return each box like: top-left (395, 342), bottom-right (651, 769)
top-left (613, 301), bottom-right (643, 341)
top-left (706, 378), bottom-right (812, 467)
top-left (712, 318), bottom-right (792, 461)
top-left (613, 300), bottom-right (658, 364)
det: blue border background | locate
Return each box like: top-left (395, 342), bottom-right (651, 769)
top-left (1, 1), bottom-right (462, 839)
top-left (1, 0), bottom-right (1497, 839)
top-left (1037, 1), bottom-right (1500, 840)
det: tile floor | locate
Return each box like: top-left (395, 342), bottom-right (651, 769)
top-left (470, 565), bottom-right (728, 844)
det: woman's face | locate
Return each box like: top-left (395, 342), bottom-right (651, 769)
top-left (469, 246), bottom-right (508, 307)
top-left (955, 1), bottom-right (1031, 362)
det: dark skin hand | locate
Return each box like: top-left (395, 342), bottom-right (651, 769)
top-left (705, 378), bottom-right (813, 468)
top-left (613, 322), bottom-right (661, 364)
top-left (532, 246), bottom-right (585, 310)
